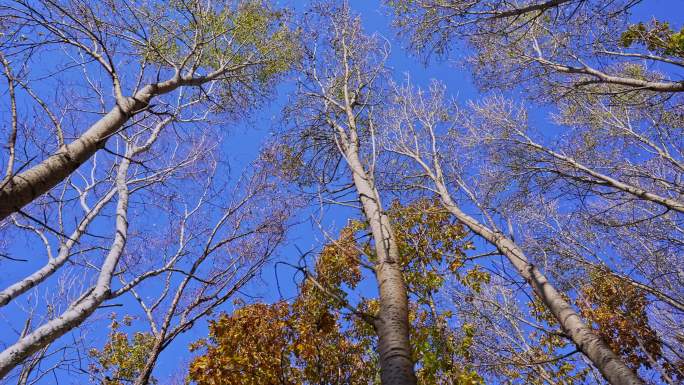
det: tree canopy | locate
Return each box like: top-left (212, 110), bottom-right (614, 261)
top-left (0, 1), bottom-right (681, 385)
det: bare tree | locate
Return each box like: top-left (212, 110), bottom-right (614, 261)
top-left (1, 130), bottom-right (137, 378)
top-left (1, 100), bottom-right (292, 381)
top-left (0, 0), bottom-right (297, 380)
top-left (127, 165), bottom-right (290, 385)
top-left (381, 81), bottom-right (643, 385)
top-left (447, 274), bottom-right (594, 384)
top-left (0, 0), bottom-right (296, 219)
top-left (388, 0), bottom-right (681, 95)
top-left (279, 5), bottom-right (417, 384)
top-left (384, 2), bottom-right (684, 383)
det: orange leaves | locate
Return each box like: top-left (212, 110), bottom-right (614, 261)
top-left (188, 220), bottom-right (375, 385)
top-left (458, 267), bottom-right (490, 294)
top-left (188, 302), bottom-right (298, 385)
top-left (578, 268), bottom-right (664, 372)
top-left (312, 224), bottom-right (362, 290)
top-left (187, 198), bottom-right (484, 384)
top-left (188, 301), bottom-right (372, 385)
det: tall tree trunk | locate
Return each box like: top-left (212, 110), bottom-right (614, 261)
top-left (525, 140), bottom-right (684, 213)
top-left (0, 95), bottom-right (142, 220)
top-left (0, 188), bottom-right (118, 307)
top-left (344, 147), bottom-right (417, 385)
top-left (432, 180), bottom-right (643, 385)
top-left (0, 70), bottom-right (226, 220)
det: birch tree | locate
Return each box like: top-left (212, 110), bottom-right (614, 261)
top-left (0, 95), bottom-right (292, 382)
top-left (381, 81), bottom-right (644, 385)
top-left (384, 2), bottom-right (683, 383)
top-left (277, 5), bottom-right (417, 384)
top-left (0, 1), bottom-right (296, 380)
top-left (87, 162), bottom-right (291, 385)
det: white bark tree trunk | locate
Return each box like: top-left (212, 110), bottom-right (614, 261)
top-left (334, 114), bottom-right (417, 385)
top-left (0, 156), bottom-right (131, 379)
top-left (0, 188), bottom-right (117, 307)
top-left (0, 69), bottom-right (231, 220)
top-left (525, 139), bottom-right (684, 213)
top-left (431, 177), bottom-right (643, 385)
top-left (346, 150), bottom-right (417, 385)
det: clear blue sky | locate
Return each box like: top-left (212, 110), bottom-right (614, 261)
top-left (101, 0), bottom-right (682, 382)
top-left (0, 1), bottom-right (678, 383)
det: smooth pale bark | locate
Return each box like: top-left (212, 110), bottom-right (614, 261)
top-left (0, 188), bottom-right (117, 307)
top-left (0, 53), bottom-right (18, 185)
top-left (0, 115), bottom-right (174, 308)
top-left (0, 69), bottom-right (231, 220)
top-left (0, 96), bottom-right (139, 219)
top-left (334, 114), bottom-right (417, 385)
top-left (537, 58), bottom-right (684, 92)
top-left (0, 157), bottom-right (130, 379)
top-left (390, 106), bottom-right (644, 383)
top-left (348, 150), bottom-right (416, 385)
top-left (431, 180), bottom-right (643, 385)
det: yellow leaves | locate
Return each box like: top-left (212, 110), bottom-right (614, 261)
top-left (448, 259), bottom-right (464, 272)
top-left (232, 2), bottom-right (279, 46)
top-left (189, 356), bottom-right (208, 372)
top-left (137, 0), bottom-right (298, 114)
top-left (347, 219), bottom-right (365, 231)
top-left (620, 20), bottom-right (684, 58)
top-left (293, 342), bottom-right (306, 356)
top-left (313, 224), bottom-right (362, 290)
top-left (189, 302), bottom-right (297, 385)
top-left (459, 267), bottom-right (490, 294)
top-left (188, 338), bottom-right (207, 353)
top-left (188, 300), bottom-right (372, 385)
top-left (453, 369), bottom-right (485, 385)
top-left (384, 198), bottom-right (472, 297)
top-left (187, 199), bottom-right (482, 384)
top-left (88, 314), bottom-right (157, 385)
top-left (407, 298), bottom-right (486, 385)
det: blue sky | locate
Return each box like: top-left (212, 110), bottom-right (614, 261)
top-left (112, 0), bottom-right (681, 382)
top-left (0, 0), bottom-right (680, 383)
top-left (137, 1), bottom-right (483, 380)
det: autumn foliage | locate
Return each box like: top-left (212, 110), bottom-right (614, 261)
top-left (188, 199), bottom-right (487, 385)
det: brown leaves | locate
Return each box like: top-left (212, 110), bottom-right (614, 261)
top-left (578, 268), bottom-right (665, 372)
top-left (188, 299), bottom-right (372, 385)
top-left (188, 198), bottom-right (488, 384)
top-left (188, 302), bottom-right (296, 385)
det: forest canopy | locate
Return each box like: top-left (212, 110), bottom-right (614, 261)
top-left (0, 1), bottom-right (681, 385)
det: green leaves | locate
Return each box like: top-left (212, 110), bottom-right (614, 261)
top-left (88, 314), bottom-right (157, 385)
top-left (136, 0), bottom-right (300, 106)
top-left (619, 20), bottom-right (684, 58)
